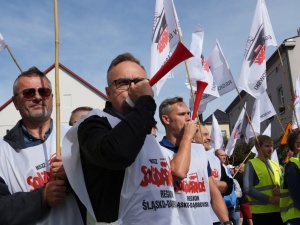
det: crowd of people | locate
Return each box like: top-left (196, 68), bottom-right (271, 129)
top-left (0, 53), bottom-right (299, 225)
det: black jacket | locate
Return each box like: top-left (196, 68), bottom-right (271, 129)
top-left (78, 96), bottom-right (156, 222)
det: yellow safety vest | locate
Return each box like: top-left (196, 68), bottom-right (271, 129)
top-left (280, 157), bottom-right (300, 223)
top-left (248, 158), bottom-right (281, 214)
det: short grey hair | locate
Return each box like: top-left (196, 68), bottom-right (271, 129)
top-left (13, 66), bottom-right (51, 95)
top-left (107, 53), bottom-right (145, 84)
top-left (159, 96), bottom-right (184, 126)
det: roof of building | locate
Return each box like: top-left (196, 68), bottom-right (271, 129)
top-left (0, 63), bottom-right (107, 111)
top-left (203, 109), bottom-right (229, 124)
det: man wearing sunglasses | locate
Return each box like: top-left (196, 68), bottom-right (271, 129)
top-left (0, 67), bottom-right (83, 224)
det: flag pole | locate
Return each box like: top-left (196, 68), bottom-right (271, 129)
top-left (170, 1), bottom-right (204, 143)
top-left (6, 46), bottom-right (22, 72)
top-left (276, 47), bottom-right (300, 128)
top-left (54, 0), bottom-right (61, 156)
top-left (177, 33), bottom-right (205, 142)
top-left (231, 82), bottom-right (276, 185)
top-left (169, 1), bottom-right (195, 106)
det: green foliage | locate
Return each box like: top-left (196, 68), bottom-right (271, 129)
top-left (273, 135), bottom-right (289, 165)
top-left (228, 140), bottom-right (255, 166)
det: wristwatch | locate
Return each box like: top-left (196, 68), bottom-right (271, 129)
top-left (223, 221), bottom-right (233, 225)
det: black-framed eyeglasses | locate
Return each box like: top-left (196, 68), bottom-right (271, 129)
top-left (14, 87), bottom-right (52, 100)
top-left (108, 78), bottom-right (148, 90)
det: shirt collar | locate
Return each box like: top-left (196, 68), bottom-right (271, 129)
top-left (159, 136), bottom-right (178, 153)
top-left (111, 108), bottom-right (125, 120)
top-left (21, 120), bottom-right (53, 147)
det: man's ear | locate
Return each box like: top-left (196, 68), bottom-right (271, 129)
top-left (161, 115), bottom-right (169, 125)
top-left (105, 87), bottom-right (110, 99)
top-left (12, 96), bottom-right (20, 111)
top-left (191, 137), bottom-right (196, 143)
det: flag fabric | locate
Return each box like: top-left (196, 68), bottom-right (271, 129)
top-left (245, 91), bottom-right (276, 143)
top-left (0, 33), bottom-right (7, 51)
top-left (292, 76), bottom-right (300, 129)
top-left (225, 103), bottom-right (247, 156)
top-left (150, 0), bottom-right (180, 95)
top-left (163, 0), bottom-right (180, 50)
top-left (245, 99), bottom-right (260, 143)
top-left (201, 54), bottom-right (220, 98)
top-left (259, 91), bottom-right (276, 122)
top-left (208, 40), bottom-right (236, 95)
top-left (202, 40), bottom-right (236, 104)
top-left (187, 25), bottom-right (219, 99)
top-left (271, 149), bottom-right (279, 165)
top-left (189, 96), bottom-right (207, 115)
top-left (237, 0), bottom-right (277, 99)
top-left (188, 25), bottom-right (205, 82)
top-left (211, 114), bottom-right (224, 150)
top-left (251, 123), bottom-right (271, 156)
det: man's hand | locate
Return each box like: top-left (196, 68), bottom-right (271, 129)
top-left (44, 179), bottom-right (67, 207)
top-left (182, 121), bottom-right (199, 141)
top-left (51, 155), bottom-right (66, 180)
top-left (269, 196), bottom-right (280, 205)
top-left (128, 79), bottom-right (154, 102)
top-left (272, 187), bottom-right (280, 197)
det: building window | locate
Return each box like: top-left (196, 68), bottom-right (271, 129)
top-left (268, 94), bottom-right (272, 102)
top-left (277, 86), bottom-right (285, 113)
top-left (221, 130), bottom-right (227, 137)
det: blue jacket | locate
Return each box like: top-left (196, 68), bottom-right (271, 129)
top-left (223, 167), bottom-right (237, 209)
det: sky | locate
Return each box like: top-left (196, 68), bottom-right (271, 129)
top-left (0, 0), bottom-right (299, 139)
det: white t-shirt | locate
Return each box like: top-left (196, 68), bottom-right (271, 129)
top-left (168, 143), bottom-right (213, 225)
top-left (0, 124), bottom-right (83, 225)
top-left (62, 109), bottom-right (181, 225)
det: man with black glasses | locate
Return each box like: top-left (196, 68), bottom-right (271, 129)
top-left (74, 53), bottom-right (178, 224)
top-left (0, 67), bottom-right (83, 224)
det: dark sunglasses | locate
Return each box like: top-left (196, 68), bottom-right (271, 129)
top-left (108, 78), bottom-right (148, 90)
top-left (15, 87), bottom-right (52, 100)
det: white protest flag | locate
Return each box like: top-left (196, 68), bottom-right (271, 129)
top-left (187, 25), bottom-right (205, 82)
top-left (225, 103), bottom-right (246, 156)
top-left (245, 91), bottom-right (276, 143)
top-left (150, 0), bottom-right (180, 95)
top-left (201, 54), bottom-right (220, 98)
top-left (251, 123), bottom-right (271, 156)
top-left (202, 40), bottom-right (236, 104)
top-left (237, 0), bottom-right (277, 99)
top-left (163, 0), bottom-right (180, 50)
top-left (259, 91), bottom-right (276, 122)
top-left (0, 33), bottom-right (7, 51)
top-left (208, 40), bottom-right (236, 96)
top-left (245, 99), bottom-right (260, 143)
top-left (271, 149), bottom-right (279, 164)
top-left (186, 25), bottom-right (219, 100)
top-left (292, 77), bottom-right (300, 129)
top-left (211, 114), bottom-right (224, 150)
top-left (185, 25), bottom-right (206, 104)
